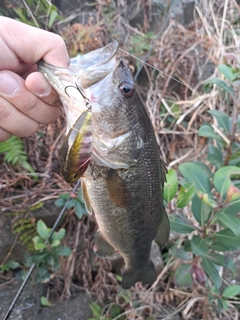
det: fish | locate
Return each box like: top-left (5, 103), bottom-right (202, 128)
top-left (38, 41), bottom-right (170, 289)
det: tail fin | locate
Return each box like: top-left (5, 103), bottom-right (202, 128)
top-left (122, 261), bottom-right (157, 289)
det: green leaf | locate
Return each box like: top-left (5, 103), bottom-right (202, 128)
top-left (191, 195), bottom-right (212, 225)
top-left (51, 228), bottom-right (66, 241)
top-left (218, 64), bottom-right (236, 81)
top-left (54, 198), bottom-right (66, 207)
top-left (191, 235), bottom-right (208, 256)
top-left (222, 198), bottom-right (240, 215)
top-left (213, 166), bottom-right (240, 198)
top-left (176, 182), bottom-right (196, 208)
top-left (183, 240), bottom-right (192, 252)
top-left (67, 198), bottom-right (77, 209)
top-left (32, 235), bottom-right (47, 250)
top-left (206, 253), bottom-right (235, 274)
top-left (179, 162), bottom-right (212, 198)
top-left (115, 274), bottom-right (122, 282)
top-left (174, 264), bottom-right (193, 288)
top-left (164, 169), bottom-right (178, 203)
top-left (41, 296), bottom-right (52, 307)
top-left (201, 193), bottom-right (218, 208)
top-left (54, 246), bottom-right (72, 256)
top-left (170, 247), bottom-right (192, 260)
top-left (208, 110), bottom-right (229, 133)
top-left (214, 229), bottom-right (239, 248)
top-left (220, 298), bottom-right (228, 311)
top-left (48, 9), bottom-right (59, 28)
top-left (5, 260), bottom-right (20, 269)
top-left (203, 78), bottom-right (234, 96)
top-left (59, 193), bottom-right (71, 200)
top-left (31, 253), bottom-right (49, 264)
top-left (169, 215), bottom-right (196, 234)
top-left (37, 220), bottom-right (50, 240)
top-left (90, 302), bottom-right (102, 318)
top-left (50, 239), bottom-right (60, 247)
top-left (213, 211), bottom-right (240, 237)
top-left (207, 145), bottom-right (223, 168)
top-left (202, 256), bottom-right (222, 288)
top-left (198, 124), bottom-right (222, 140)
top-left (222, 285), bottom-right (240, 298)
top-left (75, 201), bottom-right (86, 219)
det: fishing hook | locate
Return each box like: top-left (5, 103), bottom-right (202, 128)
top-left (64, 82), bottom-right (92, 111)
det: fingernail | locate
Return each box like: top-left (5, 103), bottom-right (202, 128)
top-left (32, 76), bottom-right (51, 97)
top-left (0, 72), bottom-right (20, 96)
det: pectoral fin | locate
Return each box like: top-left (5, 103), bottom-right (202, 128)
top-left (94, 232), bottom-right (115, 257)
top-left (106, 169), bottom-right (130, 208)
top-left (155, 209), bottom-right (170, 248)
top-left (81, 179), bottom-right (93, 215)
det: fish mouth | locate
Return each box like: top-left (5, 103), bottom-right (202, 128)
top-left (38, 41), bottom-right (120, 132)
top-left (37, 41), bottom-right (119, 90)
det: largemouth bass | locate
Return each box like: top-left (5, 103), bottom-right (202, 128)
top-left (38, 41), bottom-right (169, 289)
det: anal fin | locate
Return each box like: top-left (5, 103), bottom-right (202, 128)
top-left (94, 232), bottom-right (115, 257)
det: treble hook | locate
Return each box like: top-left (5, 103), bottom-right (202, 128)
top-left (64, 80), bottom-right (92, 111)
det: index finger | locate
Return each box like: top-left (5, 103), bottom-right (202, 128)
top-left (0, 17), bottom-right (70, 71)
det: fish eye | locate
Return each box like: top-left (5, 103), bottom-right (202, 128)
top-left (71, 172), bottom-right (79, 182)
top-left (119, 81), bottom-right (135, 98)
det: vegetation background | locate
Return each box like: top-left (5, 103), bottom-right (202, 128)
top-left (0, 0), bottom-right (240, 319)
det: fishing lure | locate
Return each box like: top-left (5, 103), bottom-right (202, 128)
top-left (60, 110), bottom-right (92, 183)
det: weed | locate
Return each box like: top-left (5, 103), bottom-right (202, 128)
top-left (23, 219), bottom-right (72, 283)
top-left (55, 189), bottom-right (87, 219)
top-left (165, 57), bottom-right (240, 315)
top-left (0, 135), bottom-right (35, 174)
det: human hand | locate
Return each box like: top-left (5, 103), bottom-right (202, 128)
top-left (0, 17), bottom-right (70, 142)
